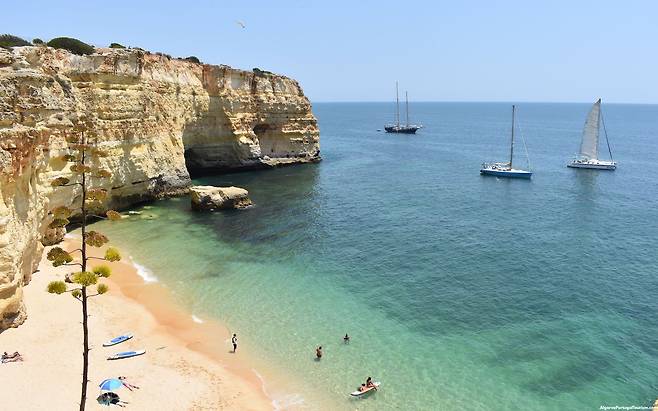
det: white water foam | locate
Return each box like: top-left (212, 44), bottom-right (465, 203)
top-left (253, 369), bottom-right (305, 411)
top-left (191, 315), bottom-right (204, 324)
top-left (129, 256), bottom-right (158, 283)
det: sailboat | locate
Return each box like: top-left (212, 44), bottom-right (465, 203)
top-left (385, 82), bottom-right (421, 134)
top-left (567, 99), bottom-right (616, 170)
top-left (480, 105), bottom-right (532, 179)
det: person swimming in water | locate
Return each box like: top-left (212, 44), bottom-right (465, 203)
top-left (343, 333), bottom-right (350, 343)
top-left (316, 346), bottom-right (323, 359)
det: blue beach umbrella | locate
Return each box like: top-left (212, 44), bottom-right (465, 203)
top-left (99, 378), bottom-right (123, 391)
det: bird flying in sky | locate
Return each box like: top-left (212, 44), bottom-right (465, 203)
top-left (236, 20), bottom-right (246, 29)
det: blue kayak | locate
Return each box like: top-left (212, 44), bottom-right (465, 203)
top-left (103, 334), bottom-right (133, 347)
top-left (107, 350), bottom-right (146, 360)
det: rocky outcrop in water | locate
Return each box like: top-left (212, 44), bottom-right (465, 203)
top-left (190, 186), bottom-right (252, 210)
top-left (0, 45), bottom-right (319, 330)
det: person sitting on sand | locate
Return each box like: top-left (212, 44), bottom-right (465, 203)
top-left (343, 334), bottom-right (350, 343)
top-left (118, 376), bottom-right (139, 391)
top-left (316, 346), bottom-right (322, 359)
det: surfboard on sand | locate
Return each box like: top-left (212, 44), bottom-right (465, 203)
top-left (107, 350), bottom-right (146, 360)
top-left (350, 382), bottom-right (380, 397)
top-left (102, 334), bottom-right (133, 347)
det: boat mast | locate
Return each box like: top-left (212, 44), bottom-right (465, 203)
top-left (600, 103), bottom-right (614, 161)
top-left (509, 105), bottom-right (515, 170)
top-left (395, 81), bottom-right (400, 128)
top-left (595, 101), bottom-right (602, 159)
top-left (405, 91), bottom-right (409, 127)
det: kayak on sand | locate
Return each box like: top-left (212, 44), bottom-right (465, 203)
top-left (107, 350), bottom-right (146, 360)
top-left (102, 334), bottom-right (133, 347)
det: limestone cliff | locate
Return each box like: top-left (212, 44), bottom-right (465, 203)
top-left (0, 46), bottom-right (319, 330)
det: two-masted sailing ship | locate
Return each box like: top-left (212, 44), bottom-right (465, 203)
top-left (385, 81), bottom-right (421, 134)
top-left (567, 99), bottom-right (616, 170)
top-left (480, 105), bottom-right (533, 179)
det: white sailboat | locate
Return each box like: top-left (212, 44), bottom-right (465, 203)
top-left (480, 105), bottom-right (532, 179)
top-left (567, 99), bottom-right (616, 170)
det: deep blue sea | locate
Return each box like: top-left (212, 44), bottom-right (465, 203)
top-left (96, 102), bottom-right (658, 410)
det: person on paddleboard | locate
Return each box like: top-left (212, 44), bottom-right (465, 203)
top-left (366, 377), bottom-right (375, 389)
top-left (316, 346), bottom-right (322, 359)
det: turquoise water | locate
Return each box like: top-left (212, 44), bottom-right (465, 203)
top-left (96, 102), bottom-right (658, 410)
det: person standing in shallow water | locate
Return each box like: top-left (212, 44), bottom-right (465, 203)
top-left (343, 334), bottom-right (350, 343)
top-left (232, 334), bottom-right (238, 353)
top-left (316, 346), bottom-right (322, 359)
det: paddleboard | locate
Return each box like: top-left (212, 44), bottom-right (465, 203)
top-left (103, 334), bottom-right (133, 347)
top-left (350, 382), bottom-right (380, 397)
top-left (107, 350), bottom-right (145, 360)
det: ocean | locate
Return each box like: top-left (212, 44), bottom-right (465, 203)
top-left (94, 102), bottom-right (658, 410)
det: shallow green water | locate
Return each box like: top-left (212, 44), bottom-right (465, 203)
top-left (94, 102), bottom-right (658, 410)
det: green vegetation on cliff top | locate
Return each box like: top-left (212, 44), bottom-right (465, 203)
top-left (47, 37), bottom-right (95, 55)
top-left (0, 34), bottom-right (31, 49)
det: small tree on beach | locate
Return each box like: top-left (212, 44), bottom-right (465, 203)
top-left (46, 123), bottom-right (122, 411)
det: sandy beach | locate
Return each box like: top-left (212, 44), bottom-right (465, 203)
top-left (0, 237), bottom-right (272, 411)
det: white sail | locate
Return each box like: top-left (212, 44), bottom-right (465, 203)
top-left (579, 99), bottom-right (601, 160)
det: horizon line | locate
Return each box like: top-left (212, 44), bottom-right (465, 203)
top-left (310, 100), bottom-right (658, 105)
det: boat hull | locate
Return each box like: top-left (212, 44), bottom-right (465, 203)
top-left (384, 126), bottom-right (419, 134)
top-left (480, 169), bottom-right (532, 179)
top-left (567, 160), bottom-right (616, 170)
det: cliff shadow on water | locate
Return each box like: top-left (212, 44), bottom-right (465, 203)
top-left (188, 162), bottom-right (323, 248)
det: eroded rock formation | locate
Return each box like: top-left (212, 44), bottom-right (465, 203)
top-left (190, 186), bottom-right (252, 211)
top-left (0, 45), bottom-right (319, 330)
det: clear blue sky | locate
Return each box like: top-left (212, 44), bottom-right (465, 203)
top-left (5, 0), bottom-right (657, 103)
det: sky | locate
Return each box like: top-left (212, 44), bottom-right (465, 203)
top-left (5, 0), bottom-right (658, 103)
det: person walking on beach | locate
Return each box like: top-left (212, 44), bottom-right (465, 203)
top-left (316, 346), bottom-right (323, 359)
top-left (232, 333), bottom-right (238, 353)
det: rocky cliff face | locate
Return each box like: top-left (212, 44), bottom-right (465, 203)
top-left (0, 46), bottom-right (319, 330)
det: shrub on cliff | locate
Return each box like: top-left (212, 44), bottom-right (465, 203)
top-left (47, 37), bottom-right (95, 55)
top-left (32, 38), bottom-right (44, 45)
top-left (109, 42), bottom-right (125, 49)
top-left (155, 51), bottom-right (172, 60)
top-left (253, 67), bottom-right (274, 76)
top-left (0, 34), bottom-right (31, 48)
top-left (184, 56), bottom-right (201, 64)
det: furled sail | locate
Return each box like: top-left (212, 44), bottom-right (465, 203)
top-left (579, 99), bottom-right (601, 160)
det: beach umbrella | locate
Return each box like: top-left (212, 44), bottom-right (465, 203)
top-left (99, 378), bottom-right (123, 391)
top-left (97, 392), bottom-right (122, 406)
top-left (97, 393), bottom-right (111, 405)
